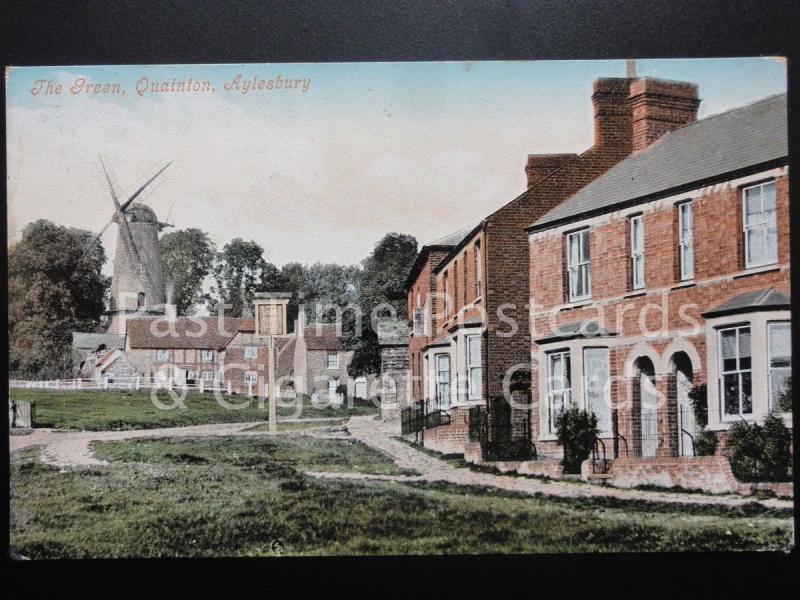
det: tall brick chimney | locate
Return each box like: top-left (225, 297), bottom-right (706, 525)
top-left (525, 153), bottom-right (577, 188)
top-left (628, 78), bottom-right (700, 152)
top-left (592, 78), bottom-right (635, 150)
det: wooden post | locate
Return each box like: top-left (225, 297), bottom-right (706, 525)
top-left (268, 335), bottom-right (277, 433)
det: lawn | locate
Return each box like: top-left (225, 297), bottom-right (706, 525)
top-left (10, 389), bottom-right (379, 431)
top-left (9, 435), bottom-right (793, 558)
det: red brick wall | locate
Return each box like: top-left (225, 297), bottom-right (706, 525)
top-left (423, 407), bottom-right (471, 454)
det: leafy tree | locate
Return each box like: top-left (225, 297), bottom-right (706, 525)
top-left (159, 228), bottom-right (216, 315)
top-left (8, 220), bottom-right (109, 378)
top-left (210, 238), bottom-right (276, 317)
top-left (346, 233), bottom-right (418, 377)
top-left (554, 407), bottom-right (598, 474)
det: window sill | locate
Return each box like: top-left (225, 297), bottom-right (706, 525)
top-left (733, 265), bottom-right (780, 280)
top-left (561, 300), bottom-right (592, 311)
top-left (671, 281), bottom-right (695, 290)
top-left (623, 291), bottom-right (646, 299)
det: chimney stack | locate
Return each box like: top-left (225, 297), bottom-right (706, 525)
top-left (628, 78), bottom-right (700, 152)
top-left (592, 78), bottom-right (634, 150)
top-left (525, 153), bottom-right (577, 188)
top-left (165, 303), bottom-right (177, 321)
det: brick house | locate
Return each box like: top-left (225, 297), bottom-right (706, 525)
top-left (124, 309), bottom-right (243, 386)
top-left (405, 76), bottom-right (702, 455)
top-left (526, 93), bottom-right (789, 482)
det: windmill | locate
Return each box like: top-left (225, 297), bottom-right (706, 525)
top-left (93, 157), bottom-right (174, 333)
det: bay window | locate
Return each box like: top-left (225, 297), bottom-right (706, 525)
top-left (466, 334), bottom-right (482, 401)
top-left (719, 325), bottom-right (752, 417)
top-left (743, 181), bottom-right (777, 268)
top-left (435, 354), bottom-right (451, 410)
top-left (768, 322), bottom-right (791, 412)
top-left (567, 229), bottom-right (591, 302)
top-left (547, 350), bottom-right (572, 433)
top-left (583, 347), bottom-right (611, 432)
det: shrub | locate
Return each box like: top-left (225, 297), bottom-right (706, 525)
top-left (687, 384), bottom-right (717, 456)
top-left (555, 407), bottom-right (598, 474)
top-left (727, 415), bottom-right (792, 482)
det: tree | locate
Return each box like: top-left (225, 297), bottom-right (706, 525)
top-left (8, 220), bottom-right (109, 378)
top-left (159, 228), bottom-right (216, 315)
top-left (346, 233), bottom-right (418, 377)
top-left (210, 238), bottom-right (277, 317)
top-left (555, 407), bottom-right (598, 474)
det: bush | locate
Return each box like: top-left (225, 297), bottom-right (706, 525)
top-left (727, 414), bottom-right (792, 482)
top-left (777, 377), bottom-right (792, 413)
top-left (555, 407), bottom-right (598, 474)
top-left (687, 384), bottom-right (717, 456)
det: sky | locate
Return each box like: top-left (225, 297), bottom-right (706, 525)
top-left (5, 58), bottom-right (787, 275)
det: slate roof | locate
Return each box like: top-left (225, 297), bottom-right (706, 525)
top-left (299, 324), bottom-right (347, 351)
top-left (403, 223), bottom-right (480, 291)
top-left (72, 332), bottom-right (126, 350)
top-left (535, 319), bottom-right (615, 344)
top-left (126, 317), bottom-right (244, 350)
top-left (702, 288), bottom-right (790, 318)
top-left (529, 93), bottom-right (788, 231)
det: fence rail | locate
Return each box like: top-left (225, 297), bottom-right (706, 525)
top-left (8, 377), bottom-right (236, 395)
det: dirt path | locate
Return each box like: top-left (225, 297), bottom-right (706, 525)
top-left (345, 416), bottom-right (794, 511)
top-left (8, 419), bottom-right (342, 468)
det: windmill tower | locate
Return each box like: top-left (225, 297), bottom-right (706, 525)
top-left (94, 158), bottom-right (174, 334)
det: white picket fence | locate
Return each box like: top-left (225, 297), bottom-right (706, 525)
top-left (8, 377), bottom-right (235, 395)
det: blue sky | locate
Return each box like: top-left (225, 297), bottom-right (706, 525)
top-left (6, 58), bottom-right (786, 270)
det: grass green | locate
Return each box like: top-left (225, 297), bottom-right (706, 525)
top-left (10, 435), bottom-right (792, 558)
top-left (11, 389), bottom-right (379, 431)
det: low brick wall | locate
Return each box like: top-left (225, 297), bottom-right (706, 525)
top-left (517, 459), bottom-right (564, 479)
top-left (423, 407), bottom-right (470, 455)
top-left (605, 456), bottom-right (740, 494)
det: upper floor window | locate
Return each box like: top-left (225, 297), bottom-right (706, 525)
top-left (719, 325), bottom-right (752, 418)
top-left (201, 350), bottom-right (213, 362)
top-left (678, 201), bottom-right (694, 281)
top-left (566, 229), bottom-right (591, 302)
top-left (443, 273), bottom-right (450, 317)
top-left (156, 349), bottom-right (170, 362)
top-left (630, 215), bottom-right (645, 290)
top-left (326, 352), bottom-right (340, 369)
top-left (768, 322), bottom-right (791, 413)
top-left (465, 334), bottom-right (482, 401)
top-left (474, 242), bottom-right (482, 298)
top-left (743, 181), bottom-right (777, 269)
top-left (244, 346), bottom-right (258, 360)
top-left (413, 307), bottom-right (427, 336)
top-left (547, 350), bottom-right (572, 433)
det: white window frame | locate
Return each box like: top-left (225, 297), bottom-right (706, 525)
top-left (743, 181), bottom-right (778, 269)
top-left (583, 347), bottom-right (611, 432)
top-left (678, 201), bottom-right (694, 281)
top-left (244, 370), bottom-right (258, 384)
top-left (443, 274), bottom-right (450, 317)
top-left (768, 321), bottom-right (791, 413)
top-left (413, 307), bottom-right (427, 336)
top-left (435, 353), bottom-right (451, 410)
top-left (244, 346), bottom-right (258, 360)
top-left (156, 349), bottom-right (170, 362)
top-left (326, 352), bottom-right (340, 370)
top-left (474, 242), bottom-right (482, 298)
top-left (566, 229), bottom-right (591, 302)
top-left (201, 350), bottom-right (213, 362)
top-left (465, 334), bottom-right (482, 401)
top-left (630, 215), bottom-right (645, 290)
top-left (202, 370), bottom-right (214, 382)
top-left (718, 325), bottom-right (753, 418)
top-left (547, 350), bottom-right (572, 433)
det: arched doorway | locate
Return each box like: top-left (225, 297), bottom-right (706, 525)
top-left (634, 357), bottom-right (659, 457)
top-left (669, 352), bottom-right (695, 457)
